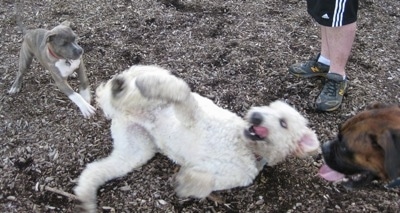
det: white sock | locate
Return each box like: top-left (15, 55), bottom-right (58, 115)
top-left (318, 55), bottom-right (331, 66)
top-left (328, 71), bottom-right (346, 80)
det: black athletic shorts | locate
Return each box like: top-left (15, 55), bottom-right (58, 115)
top-left (307, 0), bottom-right (359, 27)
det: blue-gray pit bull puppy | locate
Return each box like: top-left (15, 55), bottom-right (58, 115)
top-left (8, 21), bottom-right (95, 118)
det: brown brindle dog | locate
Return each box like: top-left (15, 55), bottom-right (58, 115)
top-left (319, 102), bottom-right (400, 188)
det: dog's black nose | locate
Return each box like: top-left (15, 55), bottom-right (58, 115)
top-left (250, 112), bottom-right (263, 125)
top-left (74, 47), bottom-right (83, 55)
top-left (321, 143), bottom-right (331, 155)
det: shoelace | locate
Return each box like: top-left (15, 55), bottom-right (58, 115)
top-left (323, 79), bottom-right (338, 97)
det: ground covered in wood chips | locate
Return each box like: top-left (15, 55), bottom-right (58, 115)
top-left (1, 0), bottom-right (400, 212)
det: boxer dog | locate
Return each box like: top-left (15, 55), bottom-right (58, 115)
top-left (8, 21), bottom-right (95, 118)
top-left (74, 65), bottom-right (320, 212)
top-left (319, 103), bottom-right (400, 188)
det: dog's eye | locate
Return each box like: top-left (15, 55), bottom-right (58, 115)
top-left (279, 118), bottom-right (287, 129)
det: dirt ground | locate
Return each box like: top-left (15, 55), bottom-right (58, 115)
top-left (1, 0), bottom-right (399, 212)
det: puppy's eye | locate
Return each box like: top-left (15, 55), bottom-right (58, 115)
top-left (279, 118), bottom-right (287, 129)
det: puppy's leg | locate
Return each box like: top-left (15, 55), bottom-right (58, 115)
top-left (50, 71), bottom-right (95, 118)
top-left (175, 167), bottom-right (214, 198)
top-left (8, 42), bottom-right (33, 94)
top-left (74, 130), bottom-right (156, 213)
top-left (135, 73), bottom-right (198, 125)
top-left (76, 59), bottom-right (91, 103)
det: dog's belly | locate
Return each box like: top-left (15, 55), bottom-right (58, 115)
top-left (150, 111), bottom-right (258, 180)
top-left (55, 59), bottom-right (80, 77)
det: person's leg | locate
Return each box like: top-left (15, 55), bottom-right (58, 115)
top-left (324, 22), bottom-right (357, 77)
top-left (319, 27), bottom-right (330, 64)
top-left (315, 22), bottom-right (356, 111)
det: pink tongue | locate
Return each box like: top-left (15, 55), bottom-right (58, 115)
top-left (253, 126), bottom-right (268, 138)
top-left (319, 164), bottom-right (345, 182)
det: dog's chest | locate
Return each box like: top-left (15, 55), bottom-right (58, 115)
top-left (55, 59), bottom-right (81, 77)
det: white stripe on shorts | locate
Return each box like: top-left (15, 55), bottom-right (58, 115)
top-left (332, 0), bottom-right (347, 27)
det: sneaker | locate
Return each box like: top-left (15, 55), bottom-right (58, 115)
top-left (315, 73), bottom-right (349, 112)
top-left (288, 54), bottom-right (330, 78)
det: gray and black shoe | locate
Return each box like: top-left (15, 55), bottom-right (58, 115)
top-left (315, 73), bottom-right (349, 112)
top-left (289, 54), bottom-right (330, 78)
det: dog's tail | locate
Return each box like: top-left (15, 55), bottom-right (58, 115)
top-left (14, 0), bottom-right (27, 35)
top-left (135, 67), bottom-right (199, 125)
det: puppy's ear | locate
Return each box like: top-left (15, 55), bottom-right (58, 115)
top-left (111, 77), bottom-right (125, 97)
top-left (60, 21), bottom-right (71, 27)
top-left (380, 129), bottom-right (400, 180)
top-left (46, 32), bottom-right (56, 43)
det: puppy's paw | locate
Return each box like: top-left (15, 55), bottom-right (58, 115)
top-left (8, 85), bottom-right (21, 94)
top-left (175, 168), bottom-right (214, 198)
top-left (80, 88), bottom-right (92, 104)
top-left (69, 92), bottom-right (96, 118)
top-left (78, 101), bottom-right (96, 118)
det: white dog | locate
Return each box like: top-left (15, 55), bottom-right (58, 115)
top-left (74, 65), bottom-right (320, 212)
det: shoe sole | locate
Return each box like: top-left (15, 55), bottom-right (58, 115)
top-left (316, 104), bottom-right (341, 112)
top-left (288, 68), bottom-right (328, 78)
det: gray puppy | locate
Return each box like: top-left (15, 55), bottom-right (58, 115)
top-left (8, 21), bottom-right (95, 118)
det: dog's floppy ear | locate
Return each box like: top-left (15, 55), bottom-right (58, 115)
top-left (366, 102), bottom-right (389, 110)
top-left (379, 129), bottom-right (400, 181)
top-left (111, 77), bottom-right (125, 97)
top-left (298, 129), bottom-right (320, 156)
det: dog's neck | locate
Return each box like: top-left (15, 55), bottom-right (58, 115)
top-left (48, 47), bottom-right (72, 66)
top-left (48, 46), bottom-right (62, 60)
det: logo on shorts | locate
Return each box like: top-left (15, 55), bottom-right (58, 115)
top-left (321, 14), bottom-right (329, 19)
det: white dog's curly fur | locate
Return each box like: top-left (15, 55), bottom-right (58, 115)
top-left (74, 65), bottom-right (320, 212)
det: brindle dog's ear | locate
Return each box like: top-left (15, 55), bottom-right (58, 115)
top-left (380, 129), bottom-right (400, 181)
top-left (366, 102), bottom-right (389, 110)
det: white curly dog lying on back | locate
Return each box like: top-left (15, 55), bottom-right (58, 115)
top-left (74, 65), bottom-right (320, 212)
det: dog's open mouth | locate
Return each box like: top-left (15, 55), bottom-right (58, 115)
top-left (244, 125), bottom-right (268, 140)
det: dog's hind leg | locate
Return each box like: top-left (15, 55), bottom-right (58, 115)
top-left (174, 167), bottom-right (214, 199)
top-left (135, 72), bottom-right (198, 125)
top-left (74, 128), bottom-right (156, 213)
top-left (135, 72), bottom-right (191, 103)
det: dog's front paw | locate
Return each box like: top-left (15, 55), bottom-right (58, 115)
top-left (8, 85), bottom-right (21, 94)
top-left (79, 102), bottom-right (96, 118)
top-left (80, 88), bottom-right (91, 104)
top-left (69, 92), bottom-right (96, 118)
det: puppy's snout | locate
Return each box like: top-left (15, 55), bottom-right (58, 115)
top-left (250, 112), bottom-right (263, 125)
top-left (74, 47), bottom-right (83, 56)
